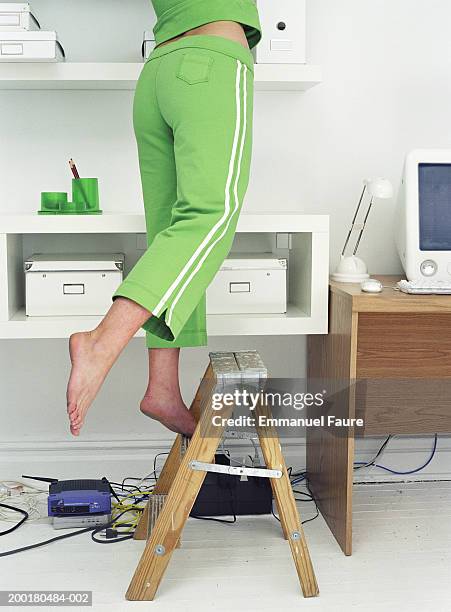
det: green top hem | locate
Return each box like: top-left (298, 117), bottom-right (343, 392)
top-left (151, 0), bottom-right (262, 49)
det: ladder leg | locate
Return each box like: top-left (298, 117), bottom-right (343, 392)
top-left (254, 400), bottom-right (319, 598)
top-left (134, 365), bottom-right (211, 540)
top-left (270, 481), bottom-right (289, 540)
top-left (126, 378), bottom-right (230, 601)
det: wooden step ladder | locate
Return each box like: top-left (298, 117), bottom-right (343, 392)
top-left (126, 351), bottom-right (319, 600)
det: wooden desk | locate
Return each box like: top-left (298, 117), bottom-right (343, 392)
top-left (306, 275), bottom-right (451, 555)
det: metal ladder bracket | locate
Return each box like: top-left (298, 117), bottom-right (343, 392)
top-left (189, 460), bottom-right (282, 479)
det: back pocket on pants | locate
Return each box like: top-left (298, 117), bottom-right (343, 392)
top-left (177, 52), bottom-right (213, 84)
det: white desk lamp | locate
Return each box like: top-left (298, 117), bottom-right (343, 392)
top-left (331, 178), bottom-right (394, 283)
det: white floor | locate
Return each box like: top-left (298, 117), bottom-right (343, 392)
top-left (1, 481), bottom-right (450, 612)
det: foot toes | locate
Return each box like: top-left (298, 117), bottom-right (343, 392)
top-left (71, 415), bottom-right (83, 428)
top-left (67, 401), bottom-right (83, 435)
top-left (69, 410), bottom-right (79, 424)
top-left (67, 400), bottom-right (77, 415)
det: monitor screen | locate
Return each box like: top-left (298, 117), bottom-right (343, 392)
top-left (419, 163), bottom-right (451, 251)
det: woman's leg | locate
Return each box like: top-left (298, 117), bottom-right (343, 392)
top-left (67, 297), bottom-right (152, 436)
top-left (140, 348), bottom-right (196, 436)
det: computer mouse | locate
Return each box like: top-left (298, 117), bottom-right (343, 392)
top-left (360, 279), bottom-right (383, 293)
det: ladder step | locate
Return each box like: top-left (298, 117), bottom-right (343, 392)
top-left (209, 350), bottom-right (268, 392)
top-left (234, 350), bottom-right (268, 377)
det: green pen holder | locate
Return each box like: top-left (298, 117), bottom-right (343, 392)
top-left (72, 178), bottom-right (102, 214)
top-left (38, 178), bottom-right (102, 215)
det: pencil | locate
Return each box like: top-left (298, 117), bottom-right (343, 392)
top-left (69, 158), bottom-right (80, 180)
top-left (69, 158), bottom-right (88, 206)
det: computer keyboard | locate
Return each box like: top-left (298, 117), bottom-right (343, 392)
top-left (397, 279), bottom-right (451, 294)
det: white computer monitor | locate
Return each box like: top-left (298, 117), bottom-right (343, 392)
top-left (396, 149), bottom-right (451, 281)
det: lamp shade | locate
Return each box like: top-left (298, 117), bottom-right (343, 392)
top-left (364, 178), bottom-right (394, 199)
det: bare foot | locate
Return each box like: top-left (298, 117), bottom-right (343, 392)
top-left (140, 393), bottom-right (197, 437)
top-left (66, 331), bottom-right (116, 436)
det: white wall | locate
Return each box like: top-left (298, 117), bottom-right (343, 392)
top-left (1, 0), bottom-right (450, 481)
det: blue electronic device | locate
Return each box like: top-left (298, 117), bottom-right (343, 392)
top-left (48, 479), bottom-right (112, 517)
top-left (22, 475), bottom-right (112, 517)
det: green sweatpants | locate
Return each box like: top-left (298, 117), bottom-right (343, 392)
top-left (113, 35), bottom-right (255, 348)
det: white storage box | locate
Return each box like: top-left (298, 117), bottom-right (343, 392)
top-left (24, 254), bottom-right (124, 317)
top-left (206, 254), bottom-right (287, 315)
top-left (142, 30), bottom-right (156, 60)
top-left (0, 3), bottom-right (39, 31)
top-left (254, 0), bottom-right (306, 64)
top-left (0, 31), bottom-right (65, 62)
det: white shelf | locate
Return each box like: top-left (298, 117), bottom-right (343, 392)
top-left (0, 212), bottom-right (329, 234)
top-left (0, 304), bottom-right (320, 339)
top-left (0, 212), bottom-right (329, 338)
top-left (0, 62), bottom-right (322, 92)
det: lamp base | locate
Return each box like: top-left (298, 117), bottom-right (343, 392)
top-left (331, 255), bottom-right (370, 283)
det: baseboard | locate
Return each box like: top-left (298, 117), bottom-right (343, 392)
top-left (1, 435), bottom-right (450, 483)
top-left (0, 438), bottom-right (175, 482)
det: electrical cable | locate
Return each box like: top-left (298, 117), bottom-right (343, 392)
top-left (109, 481), bottom-right (143, 493)
top-left (302, 477), bottom-right (320, 525)
top-left (354, 434), bottom-right (438, 475)
top-left (190, 467), bottom-right (238, 524)
top-left (0, 492), bottom-right (45, 523)
top-left (91, 522), bottom-right (135, 544)
top-left (0, 510), bottom-right (131, 557)
top-left (136, 452), bottom-right (170, 488)
top-left (0, 524), bottom-right (95, 558)
top-left (190, 513), bottom-right (237, 525)
top-left (271, 505), bottom-right (280, 522)
top-left (272, 471), bottom-right (320, 526)
top-left (0, 480), bottom-right (49, 524)
top-left (0, 503), bottom-right (29, 536)
top-left (121, 476), bottom-right (156, 490)
top-left (353, 435), bottom-right (392, 470)
top-left (292, 489), bottom-right (316, 501)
